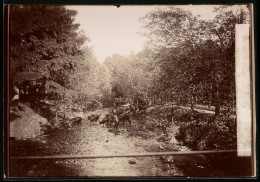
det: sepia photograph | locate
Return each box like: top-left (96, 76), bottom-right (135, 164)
top-left (5, 4), bottom-right (255, 178)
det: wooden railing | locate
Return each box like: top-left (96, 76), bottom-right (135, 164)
top-left (10, 150), bottom-right (237, 160)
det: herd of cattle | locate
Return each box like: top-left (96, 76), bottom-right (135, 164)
top-left (84, 104), bottom-right (144, 133)
top-left (86, 109), bottom-right (131, 133)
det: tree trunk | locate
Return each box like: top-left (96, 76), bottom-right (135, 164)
top-left (191, 103), bottom-right (195, 111)
top-left (215, 89), bottom-right (220, 116)
top-left (215, 103), bottom-right (220, 116)
top-left (190, 95), bottom-right (196, 111)
top-left (63, 86), bottom-right (66, 121)
top-left (214, 82), bottom-right (220, 116)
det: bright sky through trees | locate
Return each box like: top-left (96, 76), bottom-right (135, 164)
top-left (68, 5), bottom-right (216, 62)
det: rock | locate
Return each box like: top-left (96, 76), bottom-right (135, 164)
top-left (106, 140), bottom-right (109, 142)
top-left (159, 145), bottom-right (164, 150)
top-left (161, 156), bottom-right (174, 164)
top-left (70, 117), bottom-right (82, 125)
top-left (128, 160), bottom-right (136, 165)
top-left (157, 136), bottom-right (168, 142)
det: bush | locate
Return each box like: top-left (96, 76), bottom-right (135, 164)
top-left (100, 97), bottom-right (114, 108)
top-left (145, 105), bottom-right (236, 150)
top-left (176, 112), bottom-right (237, 150)
top-left (83, 99), bottom-right (103, 112)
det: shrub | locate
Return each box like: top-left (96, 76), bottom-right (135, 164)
top-left (83, 99), bottom-right (103, 112)
top-left (176, 112), bottom-right (237, 150)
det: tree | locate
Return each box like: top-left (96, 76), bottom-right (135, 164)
top-left (9, 5), bottom-right (87, 87)
top-left (103, 51), bottom-right (157, 102)
top-left (70, 47), bottom-right (112, 99)
top-left (141, 7), bottom-right (210, 107)
top-left (103, 54), bottom-right (132, 98)
top-left (208, 5), bottom-right (250, 115)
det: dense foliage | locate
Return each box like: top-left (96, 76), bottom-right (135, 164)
top-left (10, 5), bottom-right (87, 80)
top-left (103, 51), bottom-right (157, 101)
top-left (9, 5), bottom-right (109, 111)
top-left (139, 5), bottom-right (249, 115)
top-left (175, 112), bottom-right (237, 150)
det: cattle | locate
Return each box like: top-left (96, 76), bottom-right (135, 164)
top-left (109, 108), bottom-right (117, 115)
top-left (88, 114), bottom-right (101, 124)
top-left (100, 114), bottom-right (111, 127)
top-left (129, 104), bottom-right (137, 113)
top-left (129, 102), bottom-right (147, 115)
top-left (111, 115), bottom-right (119, 133)
top-left (70, 117), bottom-right (82, 125)
top-left (100, 113), bottom-right (120, 133)
top-left (100, 107), bottom-right (132, 133)
top-left (116, 108), bottom-right (124, 115)
top-left (137, 103), bottom-right (147, 114)
top-left (117, 111), bottom-right (131, 127)
top-left (99, 115), bottom-right (107, 127)
top-left (108, 114), bottom-right (118, 130)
